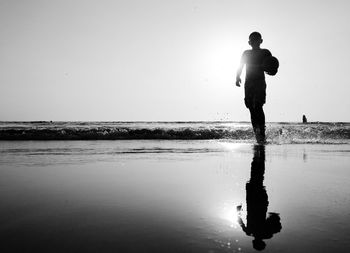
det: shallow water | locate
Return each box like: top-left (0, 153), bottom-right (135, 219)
top-left (1, 141), bottom-right (350, 252)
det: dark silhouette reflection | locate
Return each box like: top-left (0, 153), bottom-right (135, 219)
top-left (237, 145), bottom-right (282, 251)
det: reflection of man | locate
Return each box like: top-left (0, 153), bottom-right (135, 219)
top-left (237, 145), bottom-right (282, 251)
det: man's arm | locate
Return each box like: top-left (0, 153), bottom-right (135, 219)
top-left (236, 52), bottom-right (246, 87)
top-left (238, 216), bottom-right (251, 235)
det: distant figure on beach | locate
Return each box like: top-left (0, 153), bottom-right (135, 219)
top-left (236, 32), bottom-right (278, 144)
top-left (237, 145), bottom-right (282, 251)
top-left (302, 115), bottom-right (307, 123)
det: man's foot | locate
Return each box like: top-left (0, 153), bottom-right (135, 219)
top-left (257, 138), bottom-right (266, 145)
top-left (254, 127), bottom-right (266, 144)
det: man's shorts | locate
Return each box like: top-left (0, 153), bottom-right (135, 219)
top-left (244, 79), bottom-right (266, 109)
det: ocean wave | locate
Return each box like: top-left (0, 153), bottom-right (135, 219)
top-left (0, 128), bottom-right (253, 140)
top-left (0, 122), bottom-right (349, 143)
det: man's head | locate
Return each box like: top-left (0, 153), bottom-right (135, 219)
top-left (248, 32), bottom-right (263, 49)
top-left (252, 238), bottom-right (266, 251)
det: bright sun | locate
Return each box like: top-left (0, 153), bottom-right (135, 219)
top-left (194, 35), bottom-right (247, 84)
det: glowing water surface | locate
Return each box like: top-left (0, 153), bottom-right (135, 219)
top-left (0, 140), bottom-right (350, 252)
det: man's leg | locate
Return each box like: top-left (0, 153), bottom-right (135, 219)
top-left (249, 107), bottom-right (260, 142)
top-left (246, 95), bottom-right (265, 143)
top-left (255, 106), bottom-right (266, 142)
top-left (249, 107), bottom-right (257, 129)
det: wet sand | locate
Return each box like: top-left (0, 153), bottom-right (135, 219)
top-left (0, 141), bottom-right (350, 252)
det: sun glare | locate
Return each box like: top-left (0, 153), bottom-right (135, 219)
top-left (194, 36), bottom-right (246, 84)
top-left (220, 202), bottom-right (246, 228)
top-left (220, 142), bottom-right (246, 151)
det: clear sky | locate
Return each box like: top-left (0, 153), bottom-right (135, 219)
top-left (1, 0), bottom-right (349, 122)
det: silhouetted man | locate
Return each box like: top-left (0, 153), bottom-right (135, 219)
top-left (236, 32), bottom-right (273, 144)
top-left (237, 145), bottom-right (282, 251)
top-left (302, 115), bottom-right (307, 123)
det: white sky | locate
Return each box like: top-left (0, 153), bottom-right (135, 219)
top-left (1, 0), bottom-right (349, 122)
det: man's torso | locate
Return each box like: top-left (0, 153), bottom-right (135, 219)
top-left (244, 49), bottom-right (271, 81)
